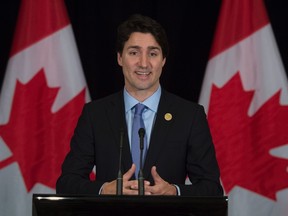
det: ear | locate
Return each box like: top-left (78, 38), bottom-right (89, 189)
top-left (117, 52), bottom-right (123, 66)
top-left (162, 57), bottom-right (166, 67)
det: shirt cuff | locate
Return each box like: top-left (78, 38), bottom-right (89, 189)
top-left (173, 184), bottom-right (181, 196)
top-left (99, 184), bottom-right (104, 195)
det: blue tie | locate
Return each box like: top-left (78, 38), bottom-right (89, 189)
top-left (131, 103), bottom-right (147, 178)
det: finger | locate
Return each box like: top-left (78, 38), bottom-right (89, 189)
top-left (126, 180), bottom-right (138, 190)
top-left (123, 187), bottom-right (139, 195)
top-left (145, 183), bottom-right (160, 195)
top-left (125, 182), bottom-right (152, 195)
top-left (129, 180), bottom-right (150, 190)
top-left (123, 180), bottom-right (140, 195)
top-left (145, 180), bottom-right (151, 186)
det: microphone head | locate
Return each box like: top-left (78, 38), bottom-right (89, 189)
top-left (138, 128), bottom-right (145, 137)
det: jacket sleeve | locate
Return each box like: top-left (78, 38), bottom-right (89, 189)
top-left (56, 104), bottom-right (104, 194)
top-left (179, 105), bottom-right (223, 196)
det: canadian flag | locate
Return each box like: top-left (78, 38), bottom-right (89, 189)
top-left (0, 0), bottom-right (89, 215)
top-left (199, 0), bottom-right (288, 215)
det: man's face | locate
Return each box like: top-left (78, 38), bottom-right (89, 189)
top-left (117, 32), bottom-right (166, 95)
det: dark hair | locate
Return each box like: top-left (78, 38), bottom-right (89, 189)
top-left (116, 14), bottom-right (169, 58)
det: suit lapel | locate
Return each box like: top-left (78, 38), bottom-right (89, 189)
top-left (106, 91), bottom-right (133, 174)
top-left (143, 90), bottom-right (175, 178)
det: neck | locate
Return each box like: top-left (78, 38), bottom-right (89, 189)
top-left (125, 86), bottom-right (159, 102)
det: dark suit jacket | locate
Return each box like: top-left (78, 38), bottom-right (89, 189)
top-left (56, 89), bottom-right (223, 196)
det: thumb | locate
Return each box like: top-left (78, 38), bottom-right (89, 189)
top-left (151, 166), bottom-right (163, 183)
top-left (123, 164), bottom-right (136, 181)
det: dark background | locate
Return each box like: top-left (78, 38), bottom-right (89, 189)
top-left (0, 0), bottom-right (287, 103)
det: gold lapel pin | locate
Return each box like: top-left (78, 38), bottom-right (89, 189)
top-left (164, 113), bottom-right (172, 121)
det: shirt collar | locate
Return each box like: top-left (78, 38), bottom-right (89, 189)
top-left (124, 86), bottom-right (161, 113)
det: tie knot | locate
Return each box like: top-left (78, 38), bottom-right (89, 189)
top-left (134, 103), bottom-right (146, 115)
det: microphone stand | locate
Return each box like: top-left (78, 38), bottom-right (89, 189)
top-left (138, 128), bottom-right (145, 195)
top-left (116, 129), bottom-right (124, 195)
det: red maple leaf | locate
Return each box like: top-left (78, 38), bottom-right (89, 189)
top-left (0, 69), bottom-right (85, 192)
top-left (208, 72), bottom-right (288, 200)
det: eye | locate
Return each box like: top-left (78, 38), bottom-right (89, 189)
top-left (128, 51), bottom-right (138, 56)
top-left (149, 52), bottom-right (158, 57)
top-left (148, 48), bottom-right (161, 57)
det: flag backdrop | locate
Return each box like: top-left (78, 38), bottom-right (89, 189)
top-left (0, 0), bottom-right (89, 215)
top-left (199, 0), bottom-right (288, 215)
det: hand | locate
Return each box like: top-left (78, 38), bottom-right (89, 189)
top-left (144, 166), bottom-right (177, 195)
top-left (101, 164), bottom-right (150, 195)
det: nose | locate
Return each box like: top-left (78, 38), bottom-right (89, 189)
top-left (139, 54), bottom-right (148, 68)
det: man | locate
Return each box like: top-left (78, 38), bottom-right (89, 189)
top-left (56, 14), bottom-right (223, 196)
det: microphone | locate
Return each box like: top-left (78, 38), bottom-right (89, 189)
top-left (116, 128), bottom-right (124, 195)
top-left (138, 128), bottom-right (145, 195)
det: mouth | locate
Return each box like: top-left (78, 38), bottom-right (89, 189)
top-left (135, 71), bottom-right (151, 76)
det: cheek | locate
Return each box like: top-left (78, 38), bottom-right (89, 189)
top-left (122, 63), bottom-right (132, 71)
top-left (154, 63), bottom-right (164, 74)
top-left (122, 63), bottom-right (135, 76)
top-left (123, 59), bottom-right (137, 70)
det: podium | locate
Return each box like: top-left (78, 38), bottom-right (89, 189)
top-left (33, 194), bottom-right (228, 216)
top-left (32, 194), bottom-right (228, 216)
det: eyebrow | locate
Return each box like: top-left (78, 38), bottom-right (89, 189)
top-left (127, 45), bottom-right (161, 51)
